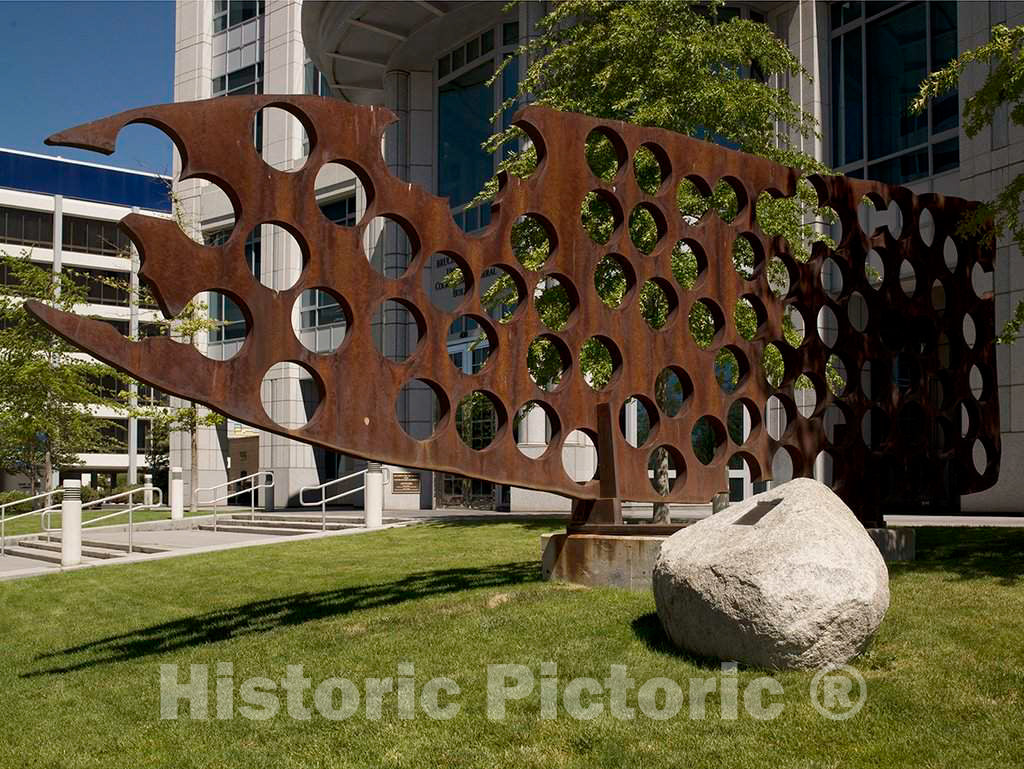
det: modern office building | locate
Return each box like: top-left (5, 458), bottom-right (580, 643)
top-left (173, 0), bottom-right (1024, 513)
top-left (0, 148), bottom-right (172, 492)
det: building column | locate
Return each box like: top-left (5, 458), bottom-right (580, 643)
top-left (51, 194), bottom-right (62, 295)
top-left (128, 207), bottom-right (140, 486)
top-left (257, 0), bottom-right (320, 509)
top-left (384, 70), bottom-right (411, 182)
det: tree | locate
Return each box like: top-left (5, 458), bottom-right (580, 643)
top-left (143, 413), bottom-right (170, 491)
top-left (913, 23), bottom-right (1024, 344)
top-left (0, 252), bottom-right (118, 494)
top-left (468, 0), bottom-right (831, 520)
top-left (102, 181), bottom-right (229, 512)
top-left (124, 298), bottom-right (223, 512)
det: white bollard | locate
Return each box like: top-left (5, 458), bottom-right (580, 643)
top-left (365, 462), bottom-right (383, 529)
top-left (170, 467), bottom-right (184, 521)
top-left (143, 474), bottom-right (153, 506)
top-left (61, 479), bottom-right (82, 567)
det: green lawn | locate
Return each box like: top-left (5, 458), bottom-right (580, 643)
top-left (0, 522), bottom-right (1021, 768)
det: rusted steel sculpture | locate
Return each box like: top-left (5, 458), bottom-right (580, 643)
top-left (27, 96), bottom-right (999, 527)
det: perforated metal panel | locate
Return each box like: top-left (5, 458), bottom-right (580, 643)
top-left (28, 96), bottom-right (999, 526)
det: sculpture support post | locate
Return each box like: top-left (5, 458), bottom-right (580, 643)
top-left (570, 403), bottom-right (623, 526)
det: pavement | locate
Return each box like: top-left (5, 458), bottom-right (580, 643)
top-left (0, 512), bottom-right (413, 582)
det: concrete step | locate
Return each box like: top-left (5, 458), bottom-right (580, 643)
top-left (1, 545), bottom-right (64, 565)
top-left (232, 514), bottom-right (403, 525)
top-left (196, 523), bottom-right (314, 536)
top-left (18, 539), bottom-right (125, 560)
top-left (226, 517), bottom-right (359, 531)
top-left (45, 535), bottom-right (170, 555)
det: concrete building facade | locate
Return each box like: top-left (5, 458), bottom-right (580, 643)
top-left (0, 148), bottom-right (172, 492)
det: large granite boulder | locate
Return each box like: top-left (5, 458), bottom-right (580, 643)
top-left (652, 478), bottom-right (889, 670)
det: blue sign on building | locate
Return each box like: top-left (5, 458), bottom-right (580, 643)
top-left (0, 149), bottom-right (171, 212)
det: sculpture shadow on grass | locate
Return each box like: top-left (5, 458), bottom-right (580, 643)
top-left (893, 527), bottom-right (1024, 586)
top-left (24, 560), bottom-right (538, 678)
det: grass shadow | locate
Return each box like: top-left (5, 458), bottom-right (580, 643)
top-left (24, 560), bottom-right (539, 678)
top-left (892, 527), bottom-right (1024, 585)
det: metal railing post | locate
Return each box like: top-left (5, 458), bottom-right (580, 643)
top-left (170, 467), bottom-right (184, 521)
top-left (127, 487), bottom-right (133, 554)
top-left (251, 475), bottom-right (256, 521)
top-left (61, 479), bottom-right (82, 567)
top-left (321, 490), bottom-right (326, 532)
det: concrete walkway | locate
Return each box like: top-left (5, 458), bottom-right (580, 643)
top-left (0, 511), bottom-right (413, 582)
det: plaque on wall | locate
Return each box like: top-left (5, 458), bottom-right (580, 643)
top-left (391, 472), bottom-right (421, 494)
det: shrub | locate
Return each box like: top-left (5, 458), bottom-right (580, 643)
top-left (0, 490), bottom-right (37, 516)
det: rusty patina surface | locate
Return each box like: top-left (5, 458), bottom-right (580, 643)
top-left (27, 96), bottom-right (999, 526)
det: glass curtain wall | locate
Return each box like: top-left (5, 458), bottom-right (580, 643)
top-left (830, 1), bottom-right (958, 184)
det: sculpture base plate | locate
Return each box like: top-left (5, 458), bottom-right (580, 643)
top-left (542, 527), bottom-right (915, 590)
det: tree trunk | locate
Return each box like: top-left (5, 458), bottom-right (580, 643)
top-left (651, 371), bottom-right (672, 524)
top-left (651, 447), bottom-right (671, 523)
top-left (190, 416), bottom-right (199, 513)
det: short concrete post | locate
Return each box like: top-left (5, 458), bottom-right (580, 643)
top-left (143, 474), bottom-right (153, 506)
top-left (61, 479), bottom-right (82, 567)
top-left (170, 467), bottom-right (184, 521)
top-left (365, 462), bottom-right (383, 529)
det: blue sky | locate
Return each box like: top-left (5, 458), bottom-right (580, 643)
top-left (0, 1), bottom-right (175, 174)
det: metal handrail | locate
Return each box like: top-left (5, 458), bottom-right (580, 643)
top-left (74, 486), bottom-right (164, 554)
top-left (299, 467), bottom-right (390, 531)
top-left (2, 485), bottom-right (163, 556)
top-left (0, 489), bottom-right (65, 556)
top-left (195, 470), bottom-right (275, 532)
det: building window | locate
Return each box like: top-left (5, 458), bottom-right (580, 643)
top-left (304, 59), bottom-right (330, 97)
top-left (298, 288), bottom-right (347, 354)
top-left (209, 292), bottom-right (246, 343)
top-left (320, 195), bottom-right (357, 227)
top-left (212, 62), bottom-right (264, 97)
top-left (0, 206), bottom-right (53, 249)
top-left (69, 267), bottom-right (149, 308)
top-left (213, 0), bottom-right (264, 33)
top-left (62, 215), bottom-right (132, 257)
top-left (436, 22), bottom-right (521, 233)
top-left (0, 259), bottom-right (23, 289)
top-left (94, 418), bottom-right (149, 453)
top-left (300, 289), bottom-right (345, 330)
top-left (831, 1), bottom-right (958, 184)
